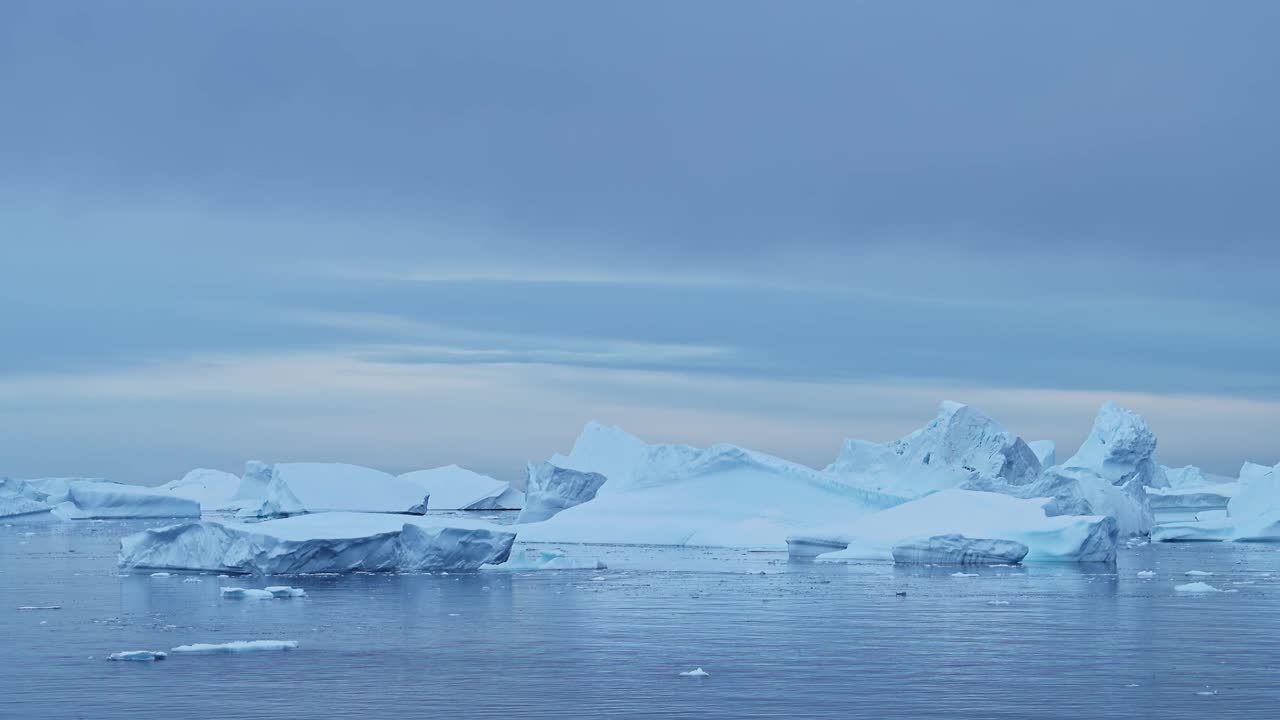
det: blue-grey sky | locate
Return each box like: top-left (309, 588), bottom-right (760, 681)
top-left (2, 2), bottom-right (1277, 484)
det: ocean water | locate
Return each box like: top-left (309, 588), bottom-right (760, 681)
top-left (2, 520), bottom-right (1278, 719)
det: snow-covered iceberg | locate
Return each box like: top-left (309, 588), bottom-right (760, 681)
top-left (237, 463), bottom-right (429, 518)
top-left (519, 424), bottom-right (908, 548)
top-left (1153, 463), bottom-right (1280, 543)
top-left (890, 534), bottom-right (1029, 565)
top-left (516, 462), bottom-right (607, 524)
top-left (826, 402), bottom-right (1043, 498)
top-left (399, 465), bottom-right (524, 510)
top-left (804, 489), bottom-right (1118, 563)
top-left (159, 468), bottom-right (241, 512)
top-left (52, 481), bottom-right (200, 520)
top-left (118, 512), bottom-right (515, 574)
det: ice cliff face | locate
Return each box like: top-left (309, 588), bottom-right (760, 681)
top-left (890, 534), bottom-right (1029, 566)
top-left (517, 462), bottom-right (607, 524)
top-left (117, 512), bottom-right (515, 574)
top-left (826, 402), bottom-right (1043, 498)
top-left (1226, 462), bottom-right (1280, 540)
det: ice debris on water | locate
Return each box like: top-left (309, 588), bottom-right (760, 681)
top-left (108, 651), bottom-right (167, 662)
top-left (950, 572), bottom-right (979, 578)
top-left (1136, 571), bottom-right (1155, 579)
top-left (220, 587), bottom-right (274, 600)
top-left (150, 572), bottom-right (171, 578)
top-left (1184, 570), bottom-right (1212, 577)
top-left (170, 640), bottom-right (299, 654)
top-left (679, 667), bottom-right (710, 677)
top-left (1174, 582), bottom-right (1222, 593)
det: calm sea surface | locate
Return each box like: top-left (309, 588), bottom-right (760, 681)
top-left (3, 518), bottom-right (1278, 719)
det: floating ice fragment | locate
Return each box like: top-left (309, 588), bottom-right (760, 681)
top-left (17, 606), bottom-right (61, 610)
top-left (182, 578), bottom-right (202, 584)
top-left (950, 572), bottom-right (979, 578)
top-left (987, 600), bottom-right (1010, 605)
top-left (150, 572), bottom-right (171, 578)
top-left (263, 586), bottom-right (307, 598)
top-left (1174, 582), bottom-right (1222, 593)
top-left (1184, 570), bottom-right (1212, 577)
top-left (679, 667), bottom-right (710, 677)
top-left (220, 587), bottom-right (274, 600)
top-left (170, 640), bottom-right (298, 654)
top-left (1136, 571), bottom-right (1155, 579)
top-left (108, 650), bottom-right (167, 662)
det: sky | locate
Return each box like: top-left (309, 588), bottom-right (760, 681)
top-left (2, 1), bottom-right (1278, 484)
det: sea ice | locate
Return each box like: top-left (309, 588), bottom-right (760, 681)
top-left (516, 462), bottom-right (607, 524)
top-left (169, 640), bottom-right (298, 654)
top-left (119, 512), bottom-right (515, 574)
top-left (890, 534), bottom-right (1029, 565)
top-left (399, 465), bottom-right (525, 510)
top-left (237, 463), bottom-right (430, 518)
top-left (264, 586), bottom-right (307, 598)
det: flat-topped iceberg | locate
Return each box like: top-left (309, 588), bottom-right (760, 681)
top-left (826, 402), bottom-right (1043, 498)
top-left (516, 462), bottom-right (607, 524)
top-left (803, 489), bottom-right (1118, 563)
top-left (53, 481), bottom-right (200, 520)
top-left (399, 465), bottom-right (524, 510)
top-left (118, 512), bottom-right (515, 574)
top-left (237, 463), bottom-right (429, 518)
top-left (890, 534), bottom-right (1029, 565)
top-left (159, 468), bottom-right (241, 512)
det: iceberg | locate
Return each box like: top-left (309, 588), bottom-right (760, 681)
top-left (826, 402), bottom-right (1043, 498)
top-left (1154, 463), bottom-right (1280, 543)
top-left (227, 461), bottom-right (273, 510)
top-left (0, 490), bottom-right (55, 522)
top-left (14, 477), bottom-right (105, 505)
top-left (1062, 401), bottom-right (1167, 488)
top-left (399, 465), bottom-right (524, 510)
top-left (220, 587), bottom-right (275, 600)
top-left (237, 463), bottom-right (429, 518)
top-left (159, 468), bottom-right (241, 512)
top-left (516, 462), bottom-right (607, 524)
top-left (679, 668), bottom-right (710, 678)
top-left (170, 640), bottom-right (298, 654)
top-left (1152, 510), bottom-right (1234, 542)
top-left (890, 534), bottom-right (1029, 565)
top-left (52, 481), bottom-right (201, 520)
top-left (118, 512), bottom-right (515, 574)
top-left (806, 489), bottom-right (1118, 563)
top-left (519, 425), bottom-right (905, 548)
top-left (1027, 440), bottom-right (1057, 468)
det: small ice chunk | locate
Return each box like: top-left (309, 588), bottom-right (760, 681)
top-left (987, 600), bottom-right (1010, 605)
top-left (170, 640), bottom-right (299, 654)
top-left (891, 534), bottom-right (1028, 565)
top-left (108, 650), bottom-right (167, 662)
top-left (182, 578), bottom-right (202, 584)
top-left (264, 586), bottom-right (307, 598)
top-left (679, 667), bottom-right (710, 677)
top-left (150, 572), bottom-right (171, 578)
top-left (220, 587), bottom-right (274, 600)
top-left (1136, 571), bottom-right (1155, 579)
top-left (951, 572), bottom-right (979, 578)
top-left (1184, 570), bottom-right (1212, 576)
top-left (1174, 582), bottom-right (1222, 593)
top-left (17, 606), bottom-right (61, 610)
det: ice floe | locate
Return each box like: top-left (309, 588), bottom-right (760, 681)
top-left (220, 587), bottom-right (275, 600)
top-left (679, 667), bottom-right (710, 677)
top-left (1174, 582), bottom-right (1222, 593)
top-left (119, 512), bottom-right (515, 574)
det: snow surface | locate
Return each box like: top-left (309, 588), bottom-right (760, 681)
top-left (399, 465), bottom-right (524, 510)
top-left (170, 640), bottom-right (298, 654)
top-left (237, 463), bottom-right (429, 518)
top-left (118, 512), bottom-right (515, 574)
top-left (159, 468), bottom-right (241, 512)
top-left (516, 462), bottom-right (607, 524)
top-left (826, 402), bottom-right (1042, 498)
top-left (890, 534), bottom-right (1028, 565)
top-left (52, 481), bottom-right (200, 520)
top-left (807, 490), bottom-right (1118, 563)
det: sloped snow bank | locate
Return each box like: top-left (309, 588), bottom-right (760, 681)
top-left (118, 512), bottom-right (515, 574)
top-left (399, 465), bottom-right (524, 510)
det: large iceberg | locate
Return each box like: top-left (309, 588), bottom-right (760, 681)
top-left (516, 462), bottom-right (607, 524)
top-left (52, 480), bottom-right (201, 520)
top-left (118, 512), bottom-right (515, 574)
top-left (1063, 401), bottom-right (1167, 488)
top-left (804, 489), bottom-right (1118, 563)
top-left (1152, 462), bottom-right (1280, 542)
top-left (159, 468), bottom-right (242, 512)
top-left (518, 424), bottom-right (906, 548)
top-left (237, 463), bottom-right (429, 518)
top-left (826, 402), bottom-right (1043, 499)
top-left (399, 465), bottom-right (524, 510)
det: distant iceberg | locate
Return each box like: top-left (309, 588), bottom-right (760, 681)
top-left (118, 512), bottom-right (515, 574)
top-left (1153, 462), bottom-right (1280, 543)
top-left (159, 468), bottom-right (241, 512)
top-left (237, 463), bottom-right (429, 519)
top-left (399, 464), bottom-right (524, 510)
top-left (53, 480), bottom-right (201, 520)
